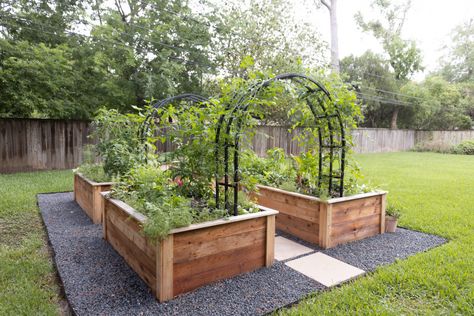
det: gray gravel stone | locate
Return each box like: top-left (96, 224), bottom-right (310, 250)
top-left (322, 227), bottom-right (446, 271)
top-left (38, 193), bottom-right (323, 316)
top-left (38, 192), bottom-right (446, 316)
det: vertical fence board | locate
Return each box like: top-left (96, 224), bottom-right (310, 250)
top-left (0, 119), bottom-right (92, 173)
top-left (1, 118), bottom-right (473, 173)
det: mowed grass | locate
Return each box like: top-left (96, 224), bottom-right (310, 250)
top-left (0, 170), bottom-right (73, 315)
top-left (0, 153), bottom-right (473, 315)
top-left (282, 152), bottom-right (474, 315)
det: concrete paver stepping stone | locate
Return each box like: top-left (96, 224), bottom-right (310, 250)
top-left (285, 252), bottom-right (365, 287)
top-left (275, 236), bottom-right (314, 261)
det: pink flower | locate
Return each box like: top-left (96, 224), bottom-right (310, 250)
top-left (174, 177), bottom-right (183, 187)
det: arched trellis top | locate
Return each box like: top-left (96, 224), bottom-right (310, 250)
top-left (138, 93), bottom-right (207, 157)
top-left (214, 73), bottom-right (347, 216)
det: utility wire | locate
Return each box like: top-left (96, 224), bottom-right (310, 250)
top-left (356, 92), bottom-right (411, 106)
top-left (1, 13), bottom-right (420, 106)
top-left (360, 86), bottom-right (425, 101)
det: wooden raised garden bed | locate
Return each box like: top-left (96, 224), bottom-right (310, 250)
top-left (252, 185), bottom-right (387, 249)
top-left (101, 193), bottom-right (278, 302)
top-left (74, 173), bottom-right (113, 224)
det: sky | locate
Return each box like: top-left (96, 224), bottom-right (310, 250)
top-left (295, 0), bottom-right (474, 80)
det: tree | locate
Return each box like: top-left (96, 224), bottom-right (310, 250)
top-left (355, 0), bottom-right (423, 128)
top-left (211, 0), bottom-right (327, 78)
top-left (0, 0), bottom-right (106, 118)
top-left (438, 19), bottom-right (474, 83)
top-left (396, 77), bottom-right (473, 130)
top-left (341, 51), bottom-right (399, 127)
top-left (317, 0), bottom-right (339, 72)
top-left (0, 0), bottom-right (216, 118)
top-left (89, 0), bottom-right (214, 109)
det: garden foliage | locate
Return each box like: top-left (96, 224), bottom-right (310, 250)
top-left (78, 71), bottom-right (373, 238)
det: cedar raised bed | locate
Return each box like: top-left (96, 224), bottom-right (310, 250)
top-left (252, 185), bottom-right (387, 249)
top-left (74, 173), bottom-right (113, 224)
top-left (101, 193), bottom-right (278, 302)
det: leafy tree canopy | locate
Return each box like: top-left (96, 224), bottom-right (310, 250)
top-left (438, 19), bottom-right (474, 83)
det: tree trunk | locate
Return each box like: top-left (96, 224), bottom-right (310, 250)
top-left (329, 0), bottom-right (339, 72)
top-left (390, 107), bottom-right (399, 129)
top-left (320, 0), bottom-right (340, 72)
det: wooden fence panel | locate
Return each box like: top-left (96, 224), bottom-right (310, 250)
top-left (1, 118), bottom-right (473, 173)
top-left (0, 119), bottom-right (92, 173)
top-left (351, 128), bottom-right (416, 154)
top-left (415, 130), bottom-right (474, 147)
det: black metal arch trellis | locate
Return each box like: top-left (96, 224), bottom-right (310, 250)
top-left (138, 93), bottom-right (207, 158)
top-left (214, 73), bottom-right (347, 216)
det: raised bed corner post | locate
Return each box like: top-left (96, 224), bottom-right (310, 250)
top-left (137, 93), bottom-right (208, 162)
top-left (214, 73), bottom-right (347, 216)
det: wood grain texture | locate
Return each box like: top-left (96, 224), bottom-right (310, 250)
top-left (173, 242), bottom-right (265, 296)
top-left (172, 217), bottom-right (267, 296)
top-left (0, 118), bottom-right (92, 173)
top-left (331, 196), bottom-right (381, 224)
top-left (266, 215), bottom-right (275, 267)
top-left (74, 173), bottom-right (112, 224)
top-left (319, 203), bottom-right (328, 248)
top-left (253, 185), bottom-right (386, 249)
top-left (105, 209), bottom-right (157, 290)
top-left (380, 193), bottom-right (387, 233)
top-left (255, 186), bottom-right (320, 245)
top-left (102, 196), bottom-right (275, 302)
top-left (2, 118), bottom-right (473, 173)
top-left (157, 236), bottom-right (173, 302)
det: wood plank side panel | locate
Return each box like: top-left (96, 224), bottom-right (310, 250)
top-left (255, 188), bottom-right (320, 223)
top-left (329, 195), bottom-right (383, 247)
top-left (173, 241), bottom-right (265, 296)
top-left (104, 199), bottom-right (157, 291)
top-left (74, 174), bottom-right (112, 224)
top-left (74, 174), bottom-right (94, 220)
top-left (331, 196), bottom-right (382, 224)
top-left (266, 215), bottom-right (275, 267)
top-left (157, 235), bottom-right (173, 302)
top-left (276, 213), bottom-right (319, 244)
top-left (254, 187), bottom-right (320, 245)
top-left (172, 218), bottom-right (267, 296)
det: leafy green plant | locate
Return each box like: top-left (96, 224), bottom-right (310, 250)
top-left (240, 148), bottom-right (295, 192)
top-left (74, 144), bottom-right (111, 182)
top-left (386, 202), bottom-right (404, 219)
top-left (111, 164), bottom-right (193, 239)
top-left (452, 139), bottom-right (474, 155)
top-left (90, 107), bottom-right (154, 178)
top-left (75, 163), bottom-right (110, 183)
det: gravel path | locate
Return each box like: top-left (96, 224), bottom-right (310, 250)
top-left (38, 193), bottom-right (323, 316)
top-left (322, 227), bottom-right (446, 271)
top-left (38, 192), bottom-right (446, 316)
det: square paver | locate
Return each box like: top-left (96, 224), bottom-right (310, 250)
top-left (275, 236), bottom-right (314, 261)
top-left (285, 252), bottom-right (365, 287)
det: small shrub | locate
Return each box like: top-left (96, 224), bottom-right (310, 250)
top-left (412, 140), bottom-right (453, 153)
top-left (386, 202), bottom-right (404, 219)
top-left (452, 139), bottom-right (474, 155)
top-left (90, 108), bottom-right (152, 178)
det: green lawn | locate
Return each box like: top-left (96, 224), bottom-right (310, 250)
top-left (0, 170), bottom-right (73, 315)
top-left (0, 153), bottom-right (473, 315)
top-left (283, 152), bottom-right (474, 315)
